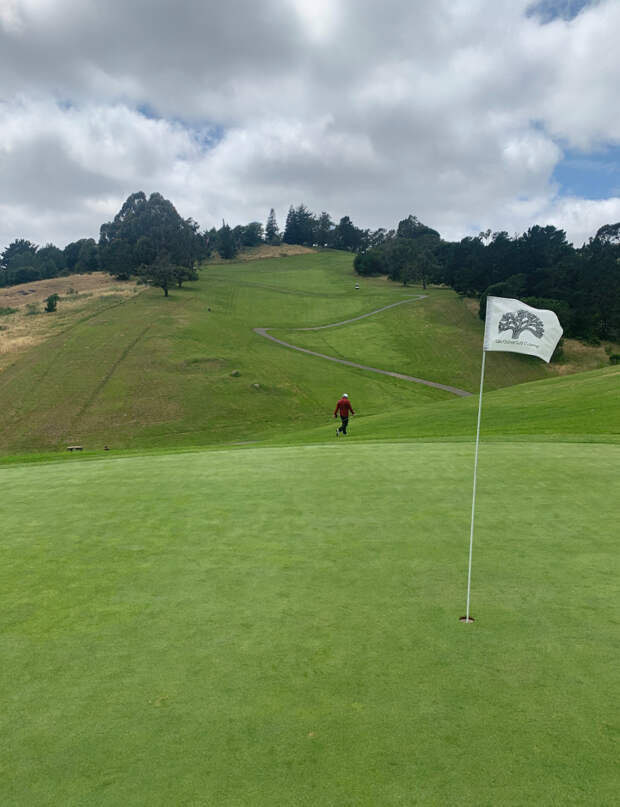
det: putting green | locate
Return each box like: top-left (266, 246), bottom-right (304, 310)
top-left (2, 441), bottom-right (618, 805)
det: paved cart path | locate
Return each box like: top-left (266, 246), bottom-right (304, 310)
top-left (253, 295), bottom-right (472, 397)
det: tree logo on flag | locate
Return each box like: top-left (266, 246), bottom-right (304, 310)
top-left (498, 309), bottom-right (544, 340)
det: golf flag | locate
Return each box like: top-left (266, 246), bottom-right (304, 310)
top-left (484, 296), bottom-right (563, 363)
top-left (463, 296), bottom-right (564, 623)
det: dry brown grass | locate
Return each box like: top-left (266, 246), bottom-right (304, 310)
top-left (205, 244), bottom-right (315, 264)
top-left (463, 297), bottom-right (480, 316)
top-left (553, 338), bottom-right (620, 374)
top-left (0, 273), bottom-right (144, 371)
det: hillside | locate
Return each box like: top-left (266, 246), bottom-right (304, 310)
top-left (2, 252), bottom-right (618, 806)
top-left (0, 250), bottom-right (615, 454)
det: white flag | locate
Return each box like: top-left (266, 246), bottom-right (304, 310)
top-left (483, 296), bottom-right (563, 363)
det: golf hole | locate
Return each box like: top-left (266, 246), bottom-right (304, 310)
top-left (459, 616), bottom-right (475, 623)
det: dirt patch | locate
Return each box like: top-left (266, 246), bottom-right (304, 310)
top-left (0, 273), bottom-right (144, 371)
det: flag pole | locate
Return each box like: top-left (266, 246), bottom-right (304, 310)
top-left (463, 347), bottom-right (486, 623)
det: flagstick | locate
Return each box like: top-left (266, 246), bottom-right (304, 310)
top-left (463, 348), bottom-right (486, 623)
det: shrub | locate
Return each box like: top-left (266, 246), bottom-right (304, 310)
top-left (25, 303), bottom-right (40, 315)
top-left (609, 354), bottom-right (620, 365)
top-left (550, 337), bottom-right (564, 363)
top-left (0, 307), bottom-right (17, 316)
top-left (45, 294), bottom-right (60, 313)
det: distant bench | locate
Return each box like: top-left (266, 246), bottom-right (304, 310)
top-left (67, 445), bottom-right (83, 451)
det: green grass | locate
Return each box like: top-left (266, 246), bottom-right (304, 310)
top-left (262, 365), bottom-right (620, 447)
top-left (2, 251), bottom-right (619, 804)
top-left (2, 441), bottom-right (618, 806)
top-left (270, 287), bottom-right (557, 392)
top-left (0, 250), bottom-right (607, 455)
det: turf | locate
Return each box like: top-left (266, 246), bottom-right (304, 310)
top-left (0, 250), bottom-right (611, 455)
top-left (262, 365), bottom-right (620, 447)
top-left (2, 441), bottom-right (618, 806)
top-left (2, 250), bottom-right (618, 804)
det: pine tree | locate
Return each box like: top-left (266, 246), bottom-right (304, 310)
top-left (283, 206), bottom-right (297, 244)
top-left (216, 221), bottom-right (237, 259)
top-left (265, 209), bottom-right (280, 244)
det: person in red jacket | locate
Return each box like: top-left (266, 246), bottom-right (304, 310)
top-left (334, 393), bottom-right (355, 436)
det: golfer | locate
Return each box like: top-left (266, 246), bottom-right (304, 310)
top-left (334, 393), bottom-right (355, 436)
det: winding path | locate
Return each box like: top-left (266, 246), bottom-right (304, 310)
top-left (254, 295), bottom-right (472, 397)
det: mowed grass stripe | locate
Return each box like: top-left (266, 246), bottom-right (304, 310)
top-left (2, 442), bottom-right (618, 805)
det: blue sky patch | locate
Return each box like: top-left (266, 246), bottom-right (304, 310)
top-left (526, 0), bottom-right (597, 23)
top-left (553, 145), bottom-right (620, 198)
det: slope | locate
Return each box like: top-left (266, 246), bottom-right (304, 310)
top-left (0, 250), bottom-right (613, 454)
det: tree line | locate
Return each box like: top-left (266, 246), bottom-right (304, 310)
top-left (1, 192), bottom-right (619, 340)
top-left (0, 193), bottom-right (373, 295)
top-left (354, 216), bottom-right (620, 342)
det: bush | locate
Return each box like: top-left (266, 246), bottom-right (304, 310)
top-left (609, 354), bottom-right (620, 365)
top-left (25, 303), bottom-right (40, 315)
top-left (45, 294), bottom-right (60, 313)
top-left (354, 248), bottom-right (385, 276)
top-left (0, 306), bottom-right (17, 316)
top-left (550, 337), bottom-right (565, 363)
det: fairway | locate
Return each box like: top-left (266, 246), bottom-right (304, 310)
top-left (0, 250), bottom-right (612, 455)
top-left (3, 441), bottom-right (618, 806)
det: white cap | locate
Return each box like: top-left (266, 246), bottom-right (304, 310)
top-left (342, 393), bottom-right (348, 397)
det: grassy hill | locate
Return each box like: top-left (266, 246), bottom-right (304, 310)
top-left (2, 249), bottom-right (618, 805)
top-left (0, 250), bottom-right (614, 455)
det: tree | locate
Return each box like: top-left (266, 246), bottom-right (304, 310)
top-left (1, 239), bottom-right (37, 270)
top-left (37, 244), bottom-right (66, 277)
top-left (216, 221), bottom-right (237, 259)
top-left (283, 206), bottom-right (297, 244)
top-left (283, 204), bottom-right (315, 245)
top-left (103, 239), bottom-right (134, 280)
top-left (367, 228), bottom-right (388, 249)
top-left (137, 253), bottom-right (177, 296)
top-left (13, 266), bottom-right (41, 284)
top-left (333, 216), bottom-right (363, 251)
top-left (406, 240), bottom-right (440, 289)
top-left (354, 248), bottom-right (385, 276)
top-left (75, 239), bottom-right (99, 273)
top-left (205, 227), bottom-right (217, 257)
top-left (265, 209), bottom-right (280, 244)
top-left (315, 211), bottom-right (333, 247)
top-left (242, 222), bottom-right (264, 247)
top-left (295, 205), bottom-right (316, 245)
top-left (98, 191), bottom-right (205, 283)
top-left (396, 215), bottom-right (440, 241)
top-left (594, 222), bottom-right (620, 244)
top-left (173, 263), bottom-right (199, 288)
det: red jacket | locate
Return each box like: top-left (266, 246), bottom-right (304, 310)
top-left (334, 397), bottom-right (355, 417)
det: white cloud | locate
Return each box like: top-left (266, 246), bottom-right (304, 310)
top-left (1, 0), bottom-right (620, 249)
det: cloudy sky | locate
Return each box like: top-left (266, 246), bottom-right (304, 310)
top-left (2, 0), bottom-right (620, 249)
